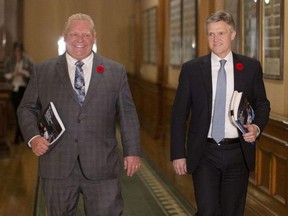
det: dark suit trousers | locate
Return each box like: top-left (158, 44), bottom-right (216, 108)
top-left (192, 140), bottom-right (249, 216)
top-left (41, 159), bottom-right (123, 216)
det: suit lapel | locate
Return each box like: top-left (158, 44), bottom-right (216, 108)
top-left (82, 55), bottom-right (104, 107)
top-left (233, 53), bottom-right (246, 92)
top-left (56, 55), bottom-right (79, 104)
top-left (200, 54), bottom-right (213, 113)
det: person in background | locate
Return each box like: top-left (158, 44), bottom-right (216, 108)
top-left (170, 11), bottom-right (270, 216)
top-left (17, 13), bottom-right (141, 216)
top-left (4, 42), bottom-right (33, 144)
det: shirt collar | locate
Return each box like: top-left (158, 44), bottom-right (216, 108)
top-left (211, 51), bottom-right (233, 65)
top-left (65, 52), bottom-right (94, 66)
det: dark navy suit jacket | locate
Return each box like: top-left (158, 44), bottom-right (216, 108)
top-left (170, 52), bottom-right (270, 173)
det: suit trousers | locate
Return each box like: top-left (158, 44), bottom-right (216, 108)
top-left (41, 158), bottom-right (123, 216)
top-left (192, 140), bottom-right (249, 216)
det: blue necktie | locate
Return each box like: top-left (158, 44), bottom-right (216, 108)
top-left (212, 59), bottom-right (227, 143)
top-left (74, 61), bottom-right (85, 106)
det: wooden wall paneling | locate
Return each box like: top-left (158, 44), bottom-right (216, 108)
top-left (143, 82), bottom-right (160, 137)
top-left (258, 145), bottom-right (272, 193)
top-left (155, 0), bottom-right (166, 140)
top-left (130, 78), bottom-right (160, 138)
top-left (196, 0), bottom-right (212, 56)
top-left (247, 118), bottom-right (288, 216)
top-left (162, 86), bottom-right (176, 145)
top-left (0, 83), bottom-right (12, 157)
top-left (128, 77), bottom-right (143, 124)
top-left (272, 153), bottom-right (286, 203)
top-left (134, 0), bottom-right (143, 75)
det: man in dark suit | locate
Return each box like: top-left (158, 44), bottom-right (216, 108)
top-left (170, 11), bottom-right (270, 216)
top-left (17, 13), bottom-right (141, 216)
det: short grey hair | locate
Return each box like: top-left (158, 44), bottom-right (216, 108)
top-left (205, 11), bottom-right (235, 33)
top-left (63, 13), bottom-right (96, 35)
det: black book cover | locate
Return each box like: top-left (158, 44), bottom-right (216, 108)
top-left (38, 102), bottom-right (65, 145)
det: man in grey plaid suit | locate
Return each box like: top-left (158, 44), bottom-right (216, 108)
top-left (17, 13), bottom-right (141, 216)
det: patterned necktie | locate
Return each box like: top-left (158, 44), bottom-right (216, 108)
top-left (212, 59), bottom-right (227, 143)
top-left (74, 61), bottom-right (85, 106)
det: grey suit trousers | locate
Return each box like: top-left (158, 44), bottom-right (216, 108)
top-left (41, 159), bottom-right (123, 216)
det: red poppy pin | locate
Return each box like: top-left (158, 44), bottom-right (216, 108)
top-left (96, 65), bottom-right (105, 73)
top-left (235, 63), bottom-right (244, 71)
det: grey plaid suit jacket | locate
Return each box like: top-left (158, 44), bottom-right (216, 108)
top-left (17, 53), bottom-right (141, 180)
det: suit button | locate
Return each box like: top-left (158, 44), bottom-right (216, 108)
top-left (75, 139), bottom-right (78, 143)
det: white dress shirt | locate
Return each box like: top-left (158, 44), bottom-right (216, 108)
top-left (208, 51), bottom-right (239, 138)
top-left (66, 52), bottom-right (94, 94)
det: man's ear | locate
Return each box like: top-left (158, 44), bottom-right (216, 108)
top-left (231, 31), bottom-right (236, 41)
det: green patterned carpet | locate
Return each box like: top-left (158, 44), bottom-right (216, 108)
top-left (34, 158), bottom-right (196, 216)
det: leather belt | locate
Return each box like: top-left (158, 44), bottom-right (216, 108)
top-left (207, 138), bottom-right (240, 145)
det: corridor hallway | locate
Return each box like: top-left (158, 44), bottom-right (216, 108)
top-left (0, 124), bottom-right (281, 216)
top-left (0, 127), bottom-right (195, 216)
